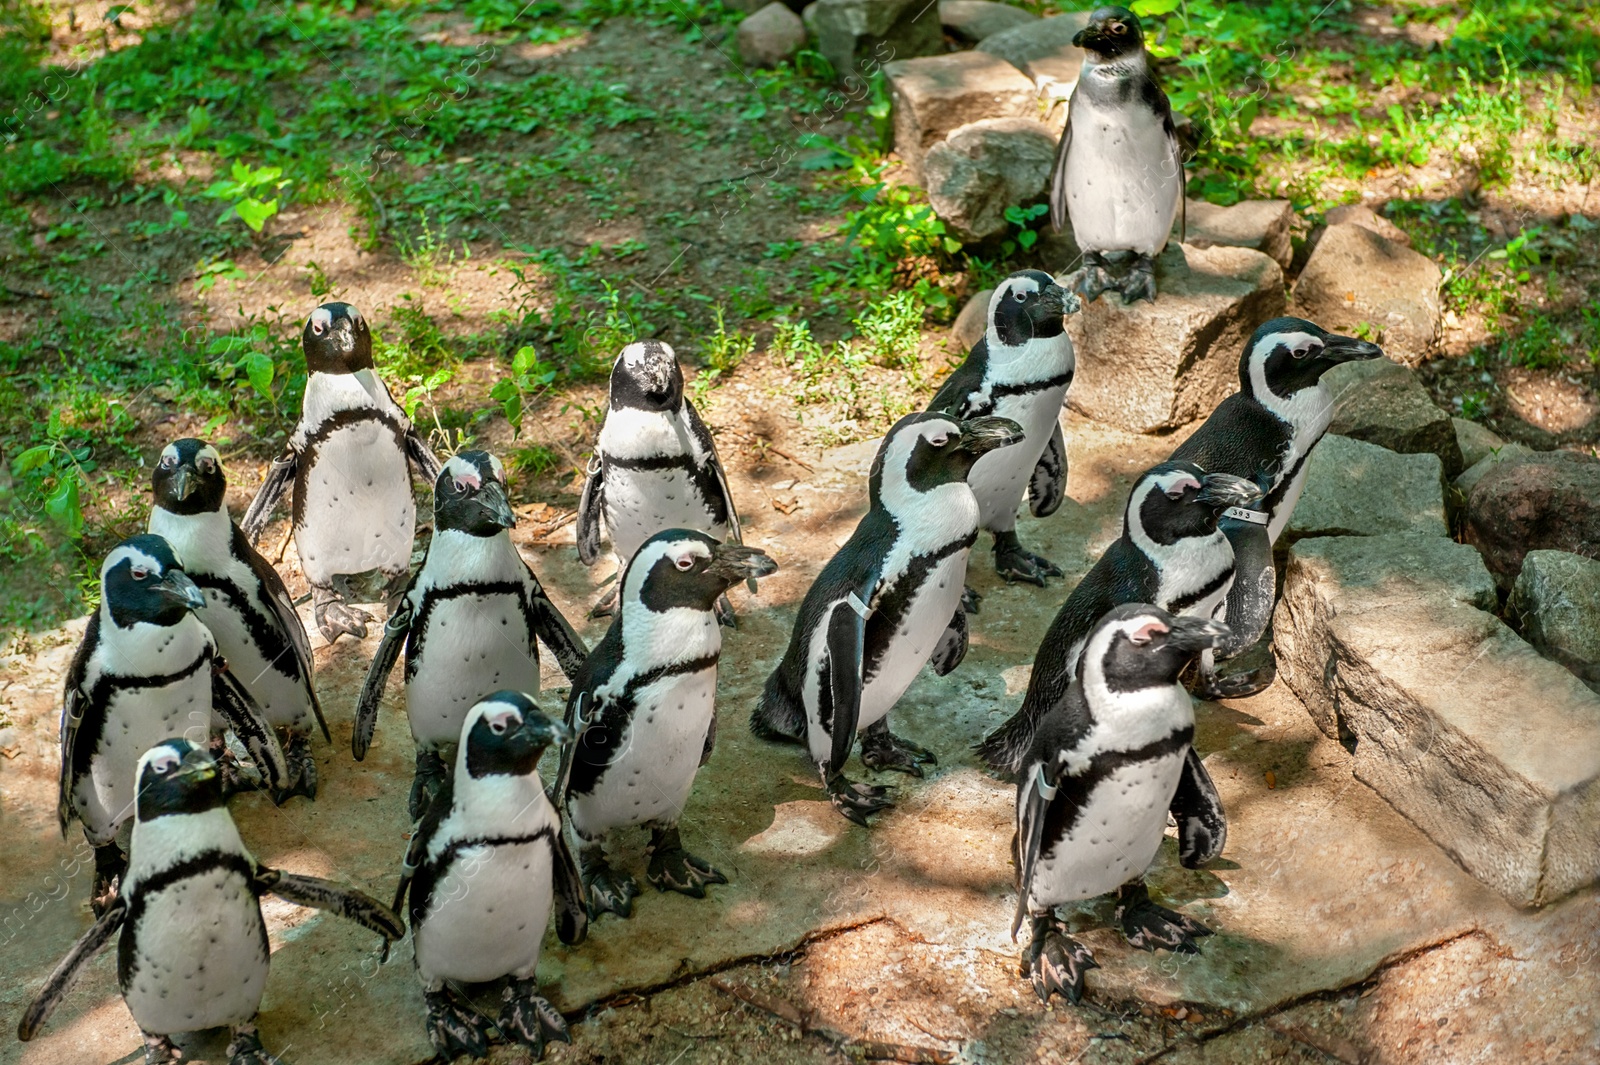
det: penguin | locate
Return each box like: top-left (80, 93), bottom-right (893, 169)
top-left (355, 451), bottom-right (589, 819)
top-left (1169, 318), bottom-right (1384, 696)
top-left (752, 412), bottom-right (1023, 825)
top-left (930, 271), bottom-right (1079, 593)
top-left (1012, 604), bottom-right (1229, 1004)
top-left (20, 739), bottom-right (403, 1065)
top-left (239, 302), bottom-right (442, 644)
top-left (1049, 5), bottom-right (1184, 304)
top-left (391, 692), bottom-right (586, 1061)
top-left (557, 530), bottom-right (778, 918)
top-left (976, 461), bottom-right (1261, 776)
top-left (57, 535), bottom-right (288, 913)
top-left (575, 339), bottom-right (747, 622)
top-left (148, 438), bottom-right (328, 802)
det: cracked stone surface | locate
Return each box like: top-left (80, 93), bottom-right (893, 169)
top-left (1285, 434), bottom-right (1447, 542)
top-left (2, 417), bottom-right (1595, 1064)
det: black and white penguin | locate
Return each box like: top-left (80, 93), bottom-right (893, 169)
top-left (976, 461), bottom-right (1260, 775)
top-left (752, 412), bottom-right (1023, 825)
top-left (557, 530), bottom-right (777, 917)
top-left (930, 271), bottom-right (1079, 591)
top-left (57, 535), bottom-right (288, 912)
top-left (355, 451), bottom-right (588, 819)
top-left (239, 302), bottom-right (442, 644)
top-left (20, 739), bottom-right (403, 1065)
top-left (575, 339), bottom-right (746, 621)
top-left (148, 438), bottom-right (328, 802)
top-left (1012, 604), bottom-right (1229, 1004)
top-left (1169, 317), bottom-right (1384, 695)
top-left (392, 692), bottom-right (586, 1061)
top-left (1049, 5), bottom-right (1184, 304)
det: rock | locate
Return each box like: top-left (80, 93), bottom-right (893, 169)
top-left (1453, 417), bottom-right (1506, 471)
top-left (1324, 358), bottom-right (1464, 477)
top-left (1454, 442), bottom-right (1531, 496)
top-left (1464, 449), bottom-right (1600, 590)
top-left (1510, 551), bottom-right (1600, 686)
top-left (883, 51), bottom-right (1038, 181)
top-left (802, 0), bottom-right (943, 83)
top-left (922, 118), bottom-right (1056, 241)
top-left (1286, 435), bottom-right (1447, 541)
top-left (1064, 243), bottom-right (1284, 432)
top-left (1325, 204), bottom-right (1411, 246)
top-left (1175, 199), bottom-right (1295, 270)
top-left (738, 3), bottom-right (806, 67)
top-left (1275, 531), bottom-right (1600, 907)
top-left (951, 287), bottom-right (993, 351)
top-left (938, 0), bottom-right (1036, 42)
top-left (977, 12), bottom-right (1090, 95)
top-left (1291, 223), bottom-right (1443, 366)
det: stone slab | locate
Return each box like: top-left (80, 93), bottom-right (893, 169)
top-left (802, 0), bottom-right (942, 83)
top-left (938, 0), bottom-right (1036, 43)
top-left (1453, 415), bottom-right (1506, 470)
top-left (977, 11), bottom-right (1089, 94)
top-left (1174, 198), bottom-right (1294, 270)
top-left (1510, 550), bottom-right (1600, 686)
top-left (923, 117), bottom-right (1056, 241)
top-left (1292, 222), bottom-right (1442, 367)
top-left (1463, 448), bottom-right (1600, 590)
top-left (737, 2), bottom-right (807, 67)
top-left (1324, 357), bottom-right (1463, 477)
top-left (1286, 434), bottom-right (1447, 541)
top-left (883, 50), bottom-right (1038, 182)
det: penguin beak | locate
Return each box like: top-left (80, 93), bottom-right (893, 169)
top-left (1320, 334), bottom-right (1386, 363)
top-left (1027, 284), bottom-right (1074, 324)
top-left (1195, 472), bottom-right (1262, 510)
top-left (475, 481), bottom-right (517, 530)
top-left (170, 465), bottom-right (196, 501)
top-left (956, 416), bottom-right (1025, 455)
top-left (706, 542), bottom-right (778, 586)
top-left (517, 712), bottom-right (574, 749)
top-left (1165, 615), bottom-right (1231, 653)
top-left (175, 745), bottom-right (219, 782)
top-left (156, 570), bottom-right (207, 611)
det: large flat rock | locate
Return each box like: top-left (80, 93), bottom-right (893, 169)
top-left (1292, 222), bottom-right (1442, 367)
top-left (1174, 198), bottom-right (1294, 270)
top-left (976, 11), bottom-right (1089, 95)
top-left (1324, 357), bottom-right (1463, 477)
top-left (802, 0), bottom-right (942, 83)
top-left (1286, 434), bottom-right (1447, 541)
top-left (1275, 532), bottom-right (1600, 906)
top-left (938, 0), bottom-right (1036, 43)
top-left (923, 117), bottom-right (1056, 241)
top-left (883, 50), bottom-right (1038, 182)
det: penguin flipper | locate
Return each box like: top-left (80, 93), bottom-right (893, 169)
top-left (239, 449), bottom-right (296, 544)
top-left (929, 608), bottom-right (969, 677)
top-left (353, 598), bottom-right (411, 761)
top-left (699, 708), bottom-right (717, 767)
top-left (1048, 98), bottom-right (1074, 234)
top-left (17, 895), bottom-right (125, 1041)
top-left (56, 616), bottom-right (96, 836)
top-left (253, 867), bottom-right (405, 941)
top-left (236, 523), bottom-right (328, 742)
top-left (683, 400), bottom-right (742, 544)
top-left (524, 572), bottom-right (589, 681)
top-left (575, 458), bottom-right (604, 566)
top-left (213, 655), bottom-right (290, 792)
top-left (823, 598), bottom-right (869, 778)
top-left (1011, 758), bottom-right (1060, 940)
top-left (1028, 421), bottom-right (1068, 519)
top-left (1170, 747), bottom-right (1227, 868)
top-left (929, 338), bottom-right (991, 415)
top-left (404, 428), bottom-right (443, 484)
top-left (550, 823), bottom-right (589, 946)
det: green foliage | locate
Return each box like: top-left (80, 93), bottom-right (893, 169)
top-left (204, 161), bottom-right (290, 233)
top-left (491, 345), bottom-right (558, 438)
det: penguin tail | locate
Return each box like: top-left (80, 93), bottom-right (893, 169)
top-left (974, 710), bottom-right (1036, 778)
top-left (750, 672), bottom-right (805, 746)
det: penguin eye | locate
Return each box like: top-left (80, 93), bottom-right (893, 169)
top-left (131, 567), bottom-right (149, 580)
top-left (1290, 343), bottom-right (1320, 360)
top-left (1109, 21), bottom-right (1126, 35)
top-left (1012, 289), bottom-right (1028, 303)
top-left (311, 321), bottom-right (326, 335)
top-left (487, 714), bottom-right (512, 735)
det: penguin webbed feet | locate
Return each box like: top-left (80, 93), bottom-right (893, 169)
top-left (90, 843), bottom-right (125, 918)
top-left (961, 586), bottom-right (982, 615)
top-left (1115, 881), bottom-right (1212, 954)
top-left (646, 825), bottom-right (728, 899)
top-left (209, 738), bottom-right (266, 800)
top-left (424, 987), bottom-right (492, 1060)
top-left (1021, 915), bottom-right (1098, 1005)
top-left (1070, 253), bottom-right (1117, 305)
top-left (408, 749), bottom-right (450, 822)
top-left (1120, 254), bottom-right (1159, 305)
top-left (312, 587), bottom-right (372, 645)
top-left (140, 1030), bottom-right (182, 1065)
top-left (824, 772), bottom-right (894, 827)
top-left (992, 530), bottom-right (1063, 587)
top-left (1192, 640), bottom-right (1278, 701)
top-left (499, 977), bottom-right (570, 1060)
top-left (859, 721), bottom-right (938, 779)
top-left (587, 582), bottom-right (619, 621)
top-left (714, 593), bottom-right (737, 629)
top-left (579, 845), bottom-right (639, 920)
top-left (225, 1021), bottom-right (275, 1065)
top-left (271, 733), bottom-right (318, 805)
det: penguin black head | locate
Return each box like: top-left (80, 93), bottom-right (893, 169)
top-left (870, 411), bottom-right (1025, 503)
top-left (987, 271), bottom-right (1075, 349)
top-left (151, 438), bottom-right (227, 517)
top-left (1126, 461), bottom-right (1262, 547)
top-left (101, 535), bottom-right (206, 629)
top-left (462, 691), bottom-right (572, 780)
top-left (609, 340), bottom-right (684, 414)
top-left (434, 451), bottom-right (515, 537)
top-left (303, 302), bottom-right (373, 375)
top-left (1074, 6), bottom-right (1146, 61)
top-left (1081, 603), bottom-right (1229, 694)
top-left (1240, 317), bottom-right (1386, 402)
top-left (135, 739), bottom-right (225, 822)
top-left (629, 529), bottom-right (778, 614)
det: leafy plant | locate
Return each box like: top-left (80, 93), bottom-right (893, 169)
top-left (204, 161), bottom-right (291, 233)
top-left (10, 436), bottom-right (96, 538)
top-left (1003, 203), bottom-right (1050, 253)
top-left (490, 345), bottom-right (558, 438)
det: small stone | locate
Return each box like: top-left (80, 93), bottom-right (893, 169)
top-left (1454, 443), bottom-right (1532, 496)
top-left (951, 288), bottom-right (993, 351)
top-left (1325, 204), bottom-right (1411, 246)
top-left (802, 0), bottom-right (943, 84)
top-left (1509, 550), bottom-right (1600, 686)
top-left (1452, 417), bottom-right (1505, 471)
top-left (1175, 198), bottom-right (1295, 269)
top-left (938, 0), bottom-right (1037, 43)
top-left (737, 3), bottom-right (806, 68)
top-left (883, 50), bottom-right (1038, 182)
top-left (1286, 435), bottom-right (1447, 542)
top-left (1324, 358), bottom-right (1463, 477)
top-left (923, 117), bottom-right (1057, 241)
top-left (977, 12), bottom-right (1090, 94)
top-left (1463, 449), bottom-right (1600, 590)
top-left (1291, 223), bottom-right (1443, 367)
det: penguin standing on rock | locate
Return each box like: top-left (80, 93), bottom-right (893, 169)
top-left (58, 535), bottom-right (288, 913)
top-left (20, 739), bottom-right (403, 1065)
top-left (931, 271), bottom-right (1079, 593)
top-left (240, 302), bottom-right (442, 645)
top-left (976, 461), bottom-right (1261, 775)
top-left (1049, 6), bottom-right (1184, 304)
top-left (355, 451), bottom-right (588, 819)
top-left (558, 530), bottom-right (777, 918)
top-left (1013, 605), bottom-right (1229, 1004)
top-left (1170, 318), bottom-right (1384, 696)
top-left (753, 412), bottom-right (1023, 825)
top-left (576, 340), bottom-right (747, 622)
top-left (148, 438), bottom-right (328, 802)
top-left (393, 693), bottom-right (587, 1061)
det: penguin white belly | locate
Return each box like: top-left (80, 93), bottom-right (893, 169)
top-left (81, 670), bottom-right (211, 842)
top-left (1065, 96), bottom-right (1181, 256)
top-left (414, 841), bottom-right (553, 985)
top-left (603, 464), bottom-right (723, 565)
top-left (406, 593), bottom-right (539, 750)
top-left (859, 551), bottom-right (970, 729)
top-left (121, 869), bottom-right (268, 1033)
top-left (1028, 751), bottom-right (1186, 908)
top-left (970, 389), bottom-right (1068, 531)
top-left (296, 420), bottom-right (414, 585)
top-left (1268, 457), bottom-right (1312, 544)
top-left (197, 591), bottom-right (312, 733)
top-left (570, 667), bottom-right (715, 834)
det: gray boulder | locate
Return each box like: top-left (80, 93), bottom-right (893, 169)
top-left (1510, 550), bottom-right (1600, 687)
top-left (1455, 443), bottom-right (1532, 496)
top-left (951, 287), bottom-right (993, 351)
top-left (883, 50), bottom-right (1038, 181)
top-left (1463, 449), bottom-right (1600, 590)
top-left (923, 118), bottom-right (1056, 241)
top-left (802, 0), bottom-right (942, 83)
top-left (1325, 203), bottom-right (1411, 246)
top-left (1175, 198), bottom-right (1295, 270)
top-left (938, 0), bottom-right (1036, 42)
top-left (1324, 358), bottom-right (1464, 477)
top-left (1286, 434), bottom-right (1447, 542)
top-left (1292, 222), bottom-right (1442, 366)
top-left (1453, 416), bottom-right (1506, 471)
top-left (738, 3), bottom-right (806, 67)
top-left (977, 12), bottom-right (1089, 94)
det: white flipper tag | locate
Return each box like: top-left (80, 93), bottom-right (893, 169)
top-left (1036, 765), bottom-right (1058, 801)
top-left (1222, 506), bottom-right (1269, 526)
top-left (846, 592), bottom-right (872, 619)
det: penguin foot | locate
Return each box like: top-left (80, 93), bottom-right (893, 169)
top-left (272, 734), bottom-right (318, 804)
top-left (646, 826), bottom-right (729, 899)
top-left (1116, 881), bottom-right (1212, 954)
top-left (424, 988), bottom-right (491, 1060)
top-left (587, 583), bottom-right (619, 620)
top-left (91, 843), bottom-right (125, 917)
top-left (1021, 917), bottom-right (1098, 1005)
top-left (714, 593), bottom-right (738, 629)
top-left (1121, 255), bottom-right (1158, 304)
top-left (226, 1021), bottom-right (275, 1065)
top-left (499, 978), bottom-right (570, 1059)
top-left (408, 749), bottom-right (450, 822)
top-left (993, 532), bottom-right (1063, 587)
top-left (141, 1030), bottom-right (182, 1065)
top-left (825, 773), bottom-right (894, 827)
top-left (1194, 642), bottom-right (1278, 701)
top-left (313, 594), bottom-right (372, 644)
top-left (580, 853), bottom-right (639, 920)
top-left (1071, 253), bottom-right (1116, 304)
top-left (211, 742), bottom-right (264, 799)
top-left (859, 723), bottom-right (938, 778)
top-left (961, 586), bottom-right (982, 614)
